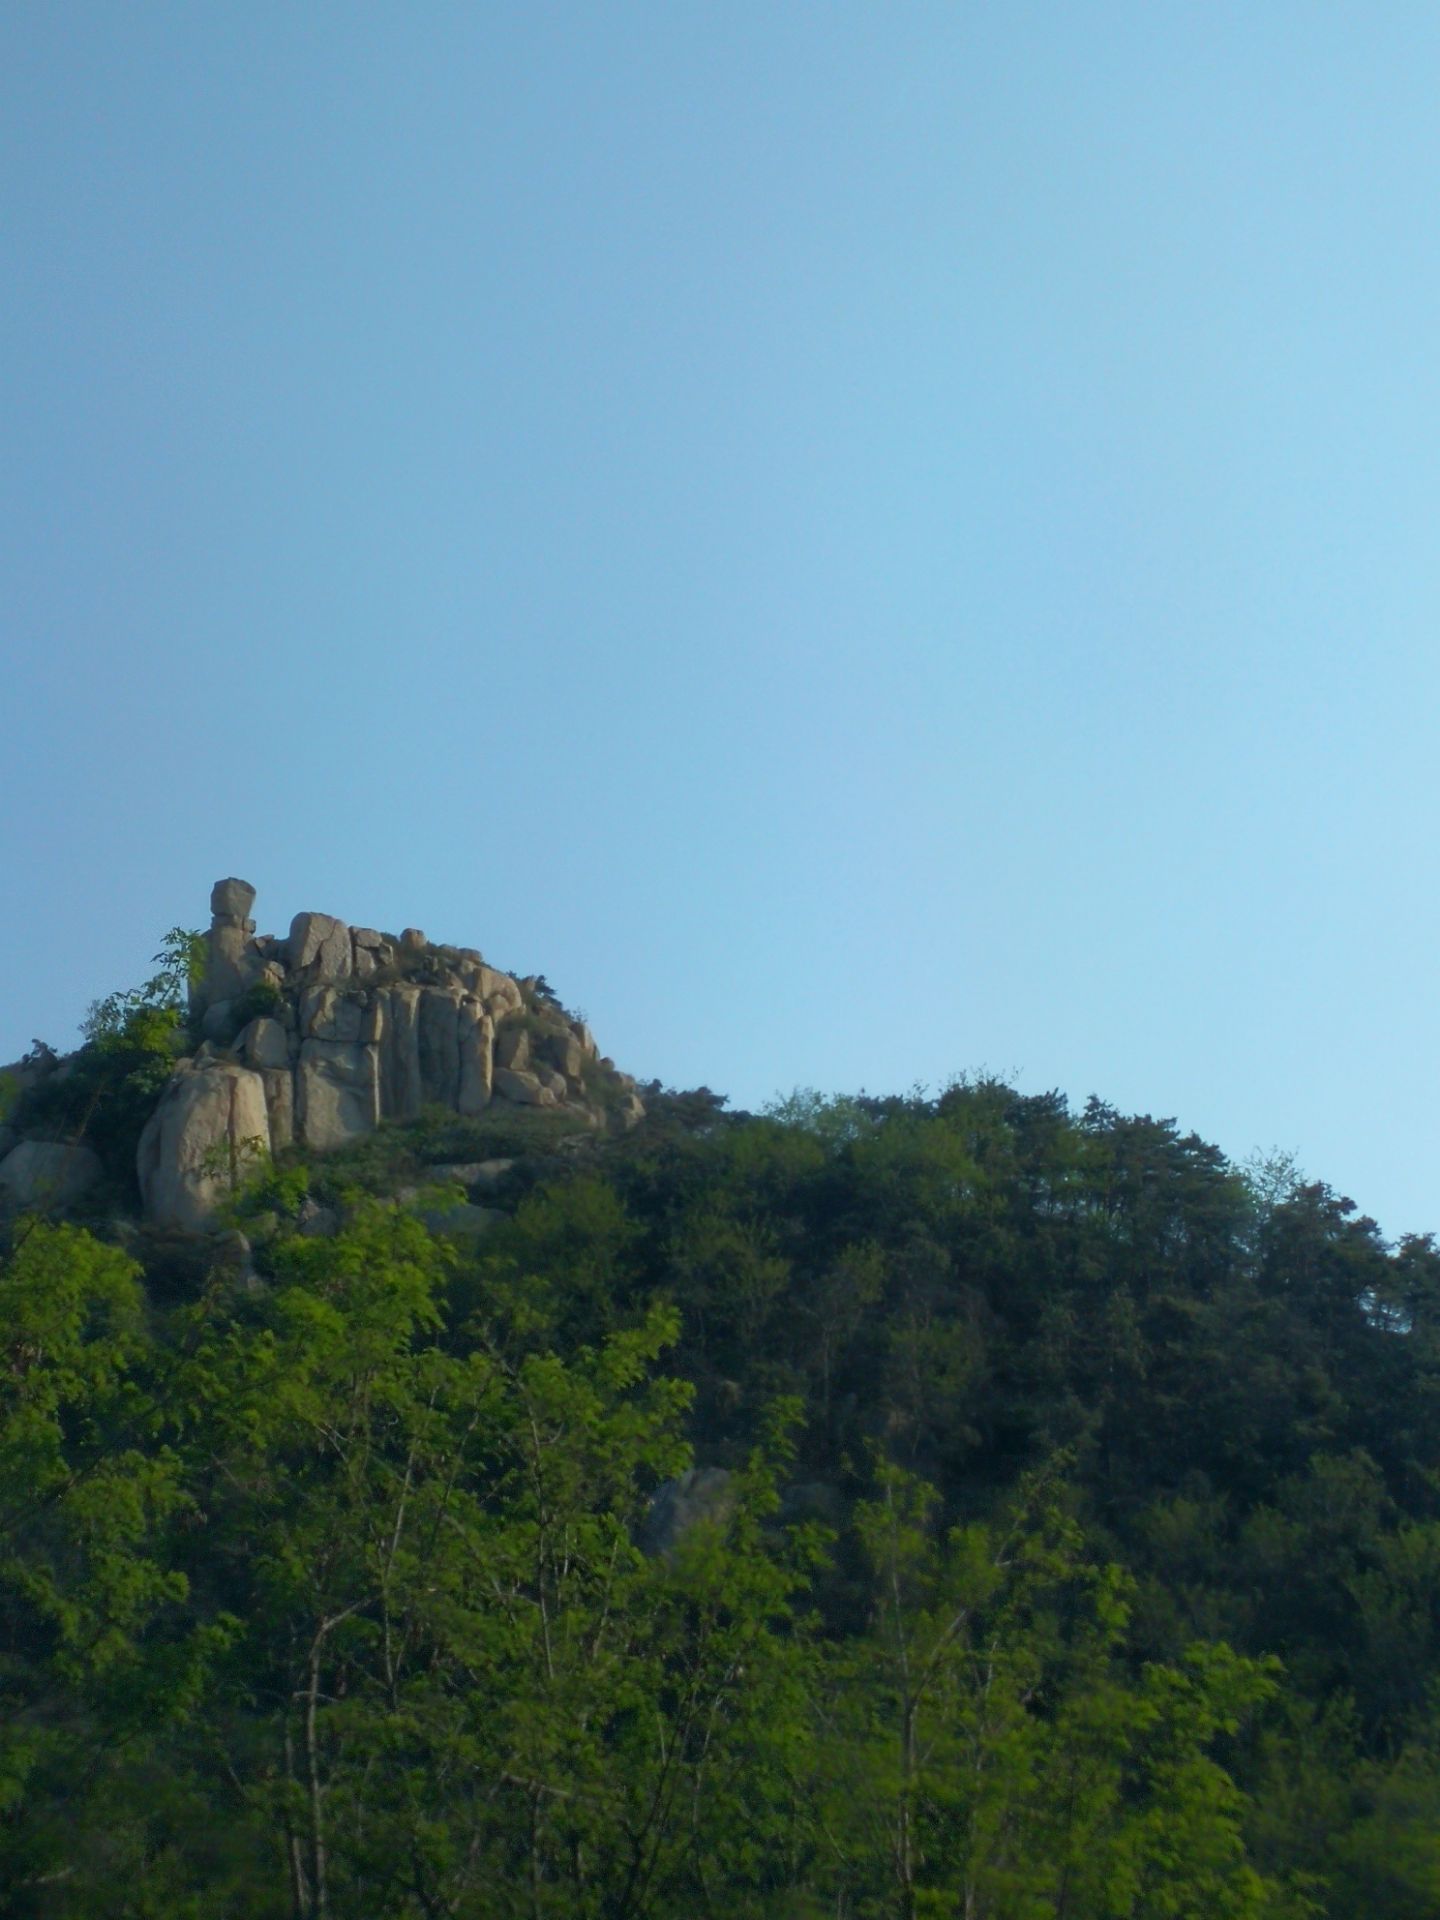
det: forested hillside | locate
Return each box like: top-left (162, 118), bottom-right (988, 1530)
top-left (3, 1061), bottom-right (1439, 1916)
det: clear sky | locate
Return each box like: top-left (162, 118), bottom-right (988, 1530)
top-left (3, 5), bottom-right (1438, 1240)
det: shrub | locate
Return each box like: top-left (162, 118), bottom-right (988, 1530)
top-left (230, 980), bottom-right (283, 1027)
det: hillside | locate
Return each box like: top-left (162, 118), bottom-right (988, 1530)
top-left (0, 897), bottom-right (1437, 1917)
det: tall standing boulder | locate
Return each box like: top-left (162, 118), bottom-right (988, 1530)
top-left (136, 1057), bottom-right (272, 1230)
top-left (204, 876), bottom-right (261, 1005)
top-left (419, 989), bottom-right (462, 1108)
top-left (457, 1002), bottom-right (494, 1113)
top-left (380, 985), bottom-right (424, 1119)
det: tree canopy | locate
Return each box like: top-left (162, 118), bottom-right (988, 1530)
top-left (1, 1074), bottom-right (1437, 1915)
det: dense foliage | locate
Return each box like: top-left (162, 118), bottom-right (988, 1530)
top-left (2, 1075), bottom-right (1439, 1916)
top-left (10, 931), bottom-right (205, 1205)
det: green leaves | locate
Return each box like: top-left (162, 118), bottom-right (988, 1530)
top-left (814, 1458), bottom-right (1284, 1919)
top-left (2, 1062), bottom-right (1436, 1915)
top-left (81, 927), bottom-right (205, 1047)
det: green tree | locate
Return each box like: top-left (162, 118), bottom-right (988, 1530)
top-left (0, 1223), bottom-right (230, 1912)
top-left (818, 1459), bottom-right (1284, 1919)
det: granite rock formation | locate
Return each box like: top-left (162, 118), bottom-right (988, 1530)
top-left (133, 879), bottom-right (641, 1228)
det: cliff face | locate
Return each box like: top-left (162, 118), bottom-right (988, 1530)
top-left (135, 879), bottom-right (642, 1228)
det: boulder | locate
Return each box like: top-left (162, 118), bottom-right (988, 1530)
top-left (457, 1003), bottom-right (493, 1114)
top-left (207, 921), bottom-right (260, 1002)
top-left (0, 1140), bottom-right (104, 1211)
top-left (400, 927), bottom-right (427, 955)
top-left (493, 1067), bottom-right (556, 1107)
top-left (544, 1030), bottom-right (584, 1081)
top-left (211, 877), bottom-right (257, 920)
top-left (137, 1059), bottom-right (272, 1230)
top-left (288, 912), bottom-right (353, 980)
top-left (569, 1020), bottom-right (597, 1058)
top-left (495, 1023), bottom-right (531, 1072)
top-left (477, 967), bottom-right (522, 1014)
top-left (352, 929), bottom-right (391, 981)
top-left (240, 1016), bottom-right (291, 1071)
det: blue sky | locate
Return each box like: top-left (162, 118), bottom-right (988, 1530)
top-left (3, 4), bottom-right (1438, 1238)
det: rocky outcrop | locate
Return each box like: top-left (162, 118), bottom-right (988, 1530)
top-left (139, 879), bottom-right (642, 1228)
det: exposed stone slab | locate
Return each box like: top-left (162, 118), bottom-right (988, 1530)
top-left (419, 989), bottom-right (462, 1108)
top-left (300, 985), bottom-right (364, 1045)
top-left (381, 986), bottom-right (424, 1119)
top-left (296, 1039), bottom-right (379, 1150)
top-left (288, 912), bottom-right (353, 980)
top-left (457, 1002), bottom-right (493, 1114)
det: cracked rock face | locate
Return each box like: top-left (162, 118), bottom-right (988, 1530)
top-left (138, 879), bottom-right (642, 1228)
